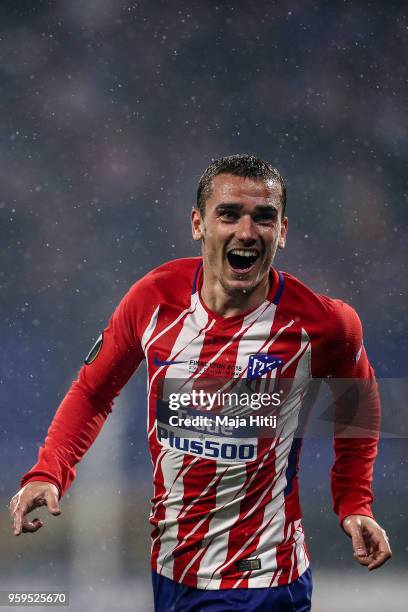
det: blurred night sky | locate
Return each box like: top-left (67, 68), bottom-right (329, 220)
top-left (1, 0), bottom-right (407, 569)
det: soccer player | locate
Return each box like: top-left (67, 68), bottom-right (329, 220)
top-left (9, 155), bottom-right (391, 611)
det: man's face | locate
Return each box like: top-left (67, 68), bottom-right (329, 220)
top-left (191, 174), bottom-right (288, 295)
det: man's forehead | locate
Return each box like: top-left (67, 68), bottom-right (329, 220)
top-left (210, 174), bottom-right (282, 204)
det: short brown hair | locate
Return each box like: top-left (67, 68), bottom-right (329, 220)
top-left (197, 154), bottom-right (286, 217)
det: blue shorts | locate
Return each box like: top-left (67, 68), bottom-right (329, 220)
top-left (152, 567), bottom-right (312, 612)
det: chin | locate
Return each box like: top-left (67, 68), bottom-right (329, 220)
top-left (221, 277), bottom-right (259, 295)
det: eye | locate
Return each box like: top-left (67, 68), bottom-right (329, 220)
top-left (219, 210), bottom-right (239, 222)
top-left (254, 211), bottom-right (277, 225)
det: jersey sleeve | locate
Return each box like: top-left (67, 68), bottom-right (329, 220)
top-left (20, 284), bottom-right (145, 497)
top-left (325, 300), bottom-right (380, 524)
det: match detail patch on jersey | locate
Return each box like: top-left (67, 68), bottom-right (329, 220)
top-left (236, 558), bottom-right (261, 571)
top-left (247, 354), bottom-right (284, 380)
top-left (84, 333), bottom-right (103, 365)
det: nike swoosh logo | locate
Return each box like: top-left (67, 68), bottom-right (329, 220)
top-left (153, 355), bottom-right (187, 367)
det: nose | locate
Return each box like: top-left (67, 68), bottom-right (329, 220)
top-left (235, 214), bottom-right (257, 244)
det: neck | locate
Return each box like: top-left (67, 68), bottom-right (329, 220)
top-left (200, 273), bottom-right (270, 318)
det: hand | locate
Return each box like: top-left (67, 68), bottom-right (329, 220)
top-left (342, 514), bottom-right (392, 571)
top-left (9, 481), bottom-right (61, 536)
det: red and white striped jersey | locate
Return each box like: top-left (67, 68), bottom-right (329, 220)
top-left (21, 257), bottom-right (379, 589)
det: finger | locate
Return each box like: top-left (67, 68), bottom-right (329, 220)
top-left (368, 548), bottom-right (392, 570)
top-left (355, 554), bottom-right (371, 567)
top-left (21, 518), bottom-right (44, 534)
top-left (8, 498), bottom-right (18, 522)
top-left (44, 491), bottom-right (61, 516)
top-left (367, 534), bottom-right (392, 571)
top-left (348, 524), bottom-right (369, 560)
top-left (12, 503), bottom-right (28, 536)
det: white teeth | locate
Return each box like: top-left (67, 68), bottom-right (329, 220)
top-left (229, 249), bottom-right (258, 257)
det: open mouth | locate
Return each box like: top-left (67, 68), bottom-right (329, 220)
top-left (226, 249), bottom-right (259, 272)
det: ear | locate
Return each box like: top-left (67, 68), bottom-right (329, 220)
top-left (278, 217), bottom-right (288, 249)
top-left (191, 208), bottom-right (204, 241)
